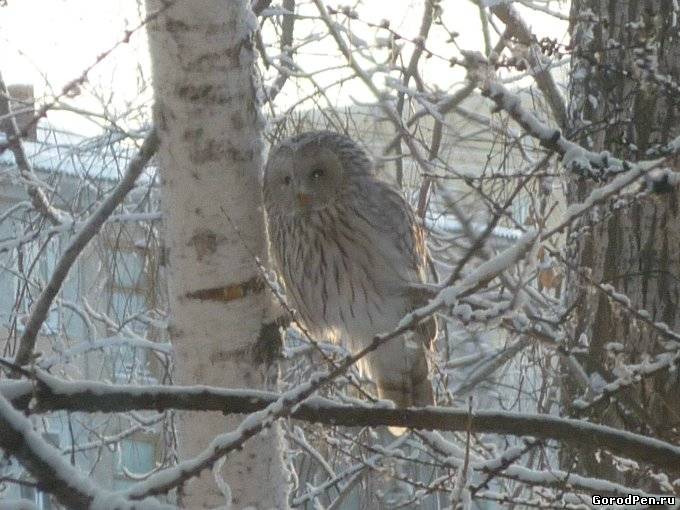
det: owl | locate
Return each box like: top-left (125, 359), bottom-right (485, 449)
top-left (263, 130), bottom-right (435, 408)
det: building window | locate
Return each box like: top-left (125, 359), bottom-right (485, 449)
top-left (105, 248), bottom-right (155, 383)
top-left (15, 238), bottom-right (62, 335)
top-left (511, 193), bottom-right (531, 225)
top-left (110, 341), bottom-right (151, 383)
top-left (19, 484), bottom-right (53, 510)
top-left (112, 250), bottom-right (146, 289)
top-left (107, 247), bottom-right (149, 333)
top-left (113, 439), bottom-right (156, 491)
top-left (17, 432), bottom-right (60, 509)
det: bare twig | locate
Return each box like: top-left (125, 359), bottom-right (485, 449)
top-left (13, 129), bottom-right (159, 367)
top-left (490, 3), bottom-right (569, 129)
top-left (471, 63), bottom-right (680, 179)
top-left (0, 74), bottom-right (64, 225)
top-left (0, 392), bottom-right (172, 510)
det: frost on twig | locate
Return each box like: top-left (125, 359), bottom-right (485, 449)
top-left (13, 129), bottom-right (159, 368)
top-left (490, 2), bottom-right (568, 129)
top-left (465, 52), bottom-right (680, 182)
top-left (0, 74), bottom-right (65, 225)
top-left (0, 392), bottom-right (173, 510)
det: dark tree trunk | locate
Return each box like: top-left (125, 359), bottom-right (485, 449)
top-left (565, 0), bottom-right (680, 484)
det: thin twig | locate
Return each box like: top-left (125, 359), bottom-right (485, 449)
top-left (13, 129), bottom-right (159, 367)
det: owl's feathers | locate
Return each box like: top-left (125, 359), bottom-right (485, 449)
top-left (263, 130), bottom-right (435, 409)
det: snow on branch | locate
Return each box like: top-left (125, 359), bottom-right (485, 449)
top-left (37, 335), bottom-right (172, 370)
top-left (13, 129), bottom-right (159, 368)
top-left (0, 392), bottom-right (173, 510)
top-left (489, 2), bottom-right (568, 129)
top-left (0, 74), bottom-right (65, 225)
top-left (422, 431), bottom-right (666, 500)
top-left (0, 211), bottom-right (161, 255)
top-left (574, 349), bottom-right (680, 415)
top-left (541, 163), bottom-right (649, 239)
top-left (4, 371), bottom-right (680, 471)
top-left (104, 276), bottom-right (462, 499)
top-left (467, 54), bottom-right (680, 181)
top-left (120, 375), bottom-right (329, 499)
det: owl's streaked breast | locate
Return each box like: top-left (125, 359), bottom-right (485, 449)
top-left (268, 200), bottom-right (413, 352)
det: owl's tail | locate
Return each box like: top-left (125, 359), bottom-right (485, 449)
top-left (375, 351), bottom-right (434, 408)
top-left (367, 334), bottom-right (434, 436)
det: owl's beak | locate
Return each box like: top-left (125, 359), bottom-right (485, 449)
top-left (297, 192), bottom-right (312, 208)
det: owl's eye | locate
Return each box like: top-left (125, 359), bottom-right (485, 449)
top-left (311, 168), bottom-right (324, 179)
top-left (283, 176), bottom-right (292, 185)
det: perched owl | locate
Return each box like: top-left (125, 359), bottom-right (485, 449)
top-left (263, 130), bottom-right (435, 408)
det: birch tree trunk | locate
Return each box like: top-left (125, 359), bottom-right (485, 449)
top-left (565, 0), bottom-right (680, 484)
top-left (145, 1), bottom-right (289, 507)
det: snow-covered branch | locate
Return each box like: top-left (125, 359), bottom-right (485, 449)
top-left (490, 3), bottom-right (568, 129)
top-left (574, 349), bottom-right (680, 415)
top-left (470, 58), bottom-right (680, 180)
top-left (0, 211), bottom-right (161, 255)
top-left (4, 372), bottom-right (680, 470)
top-left (422, 431), bottom-right (668, 501)
top-left (0, 392), bottom-right (172, 510)
top-left (13, 129), bottom-right (159, 367)
top-left (0, 74), bottom-right (64, 225)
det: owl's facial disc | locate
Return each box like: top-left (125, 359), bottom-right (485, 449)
top-left (273, 147), bottom-right (342, 215)
top-left (264, 140), bottom-right (348, 218)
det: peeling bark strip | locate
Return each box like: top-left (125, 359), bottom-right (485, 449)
top-left (185, 275), bottom-right (265, 302)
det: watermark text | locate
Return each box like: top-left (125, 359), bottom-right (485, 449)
top-left (592, 495), bottom-right (675, 506)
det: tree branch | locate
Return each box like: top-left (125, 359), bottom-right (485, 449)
top-left (490, 3), bottom-right (569, 129)
top-left (5, 373), bottom-right (680, 471)
top-left (471, 64), bottom-right (680, 180)
top-left (13, 128), bottom-right (159, 367)
top-left (251, 0), bottom-right (272, 16)
top-left (0, 392), bottom-right (172, 510)
top-left (0, 73), bottom-right (64, 225)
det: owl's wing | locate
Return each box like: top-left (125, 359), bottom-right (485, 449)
top-left (363, 184), bottom-right (429, 280)
top-left (365, 182), bottom-right (437, 349)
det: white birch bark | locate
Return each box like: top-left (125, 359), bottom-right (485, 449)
top-left (144, 1), bottom-right (288, 507)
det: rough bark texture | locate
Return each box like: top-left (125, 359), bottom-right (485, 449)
top-left (566, 0), bottom-right (680, 483)
top-left (145, 1), bottom-right (289, 507)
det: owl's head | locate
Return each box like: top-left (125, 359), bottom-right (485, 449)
top-left (263, 130), bottom-right (372, 217)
